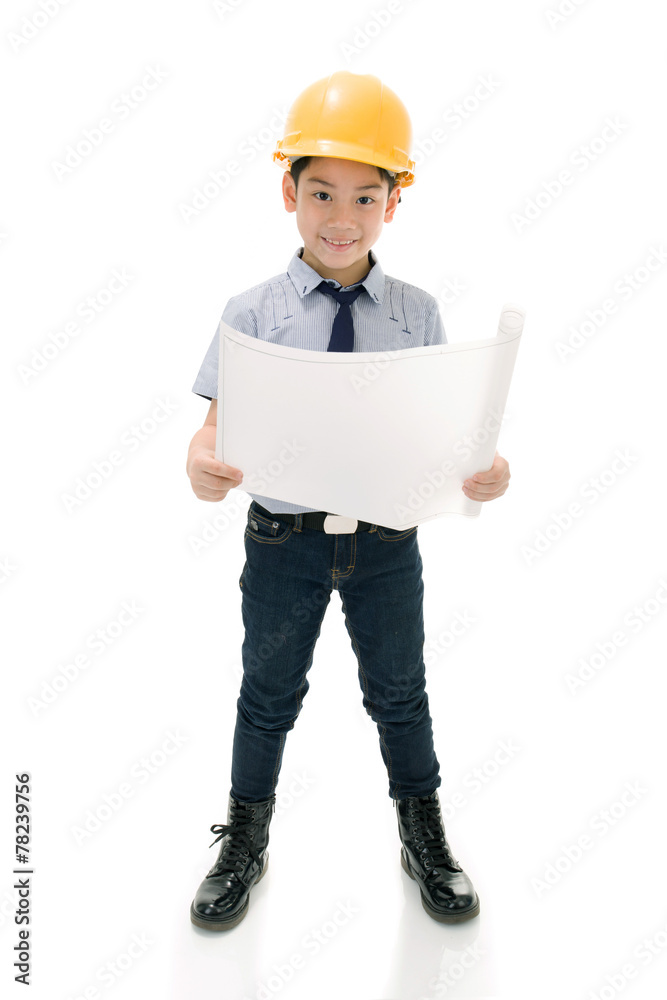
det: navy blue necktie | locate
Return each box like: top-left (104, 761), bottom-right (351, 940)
top-left (316, 280), bottom-right (366, 352)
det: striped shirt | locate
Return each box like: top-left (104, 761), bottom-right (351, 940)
top-left (192, 247), bottom-right (447, 514)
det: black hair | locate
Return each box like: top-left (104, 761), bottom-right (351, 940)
top-left (288, 155), bottom-right (398, 198)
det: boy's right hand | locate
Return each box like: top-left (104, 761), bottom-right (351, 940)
top-left (187, 447), bottom-right (244, 502)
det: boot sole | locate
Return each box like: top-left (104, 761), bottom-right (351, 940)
top-left (190, 855), bottom-right (269, 931)
top-left (400, 849), bottom-right (480, 923)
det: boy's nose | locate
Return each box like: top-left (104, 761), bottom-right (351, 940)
top-left (326, 203), bottom-right (356, 229)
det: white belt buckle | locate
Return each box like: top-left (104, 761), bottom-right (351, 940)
top-left (323, 514), bottom-right (358, 534)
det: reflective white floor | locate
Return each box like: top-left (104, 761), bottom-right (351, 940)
top-left (16, 564), bottom-right (666, 1000)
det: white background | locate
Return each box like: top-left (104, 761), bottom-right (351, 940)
top-left (2, 1), bottom-right (666, 998)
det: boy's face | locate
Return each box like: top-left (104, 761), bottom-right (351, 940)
top-left (282, 156), bottom-right (400, 287)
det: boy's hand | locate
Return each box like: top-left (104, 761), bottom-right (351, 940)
top-left (462, 451), bottom-right (510, 502)
top-left (186, 447), bottom-right (244, 502)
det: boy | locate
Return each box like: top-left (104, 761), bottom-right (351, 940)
top-left (187, 71), bottom-right (510, 930)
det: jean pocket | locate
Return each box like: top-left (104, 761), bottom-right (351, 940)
top-left (245, 508), bottom-right (293, 544)
top-left (376, 524), bottom-right (418, 541)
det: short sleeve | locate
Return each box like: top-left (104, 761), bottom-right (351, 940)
top-left (424, 297), bottom-right (447, 347)
top-left (191, 295), bottom-right (258, 401)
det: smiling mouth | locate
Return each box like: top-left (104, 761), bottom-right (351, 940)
top-left (322, 237), bottom-right (356, 246)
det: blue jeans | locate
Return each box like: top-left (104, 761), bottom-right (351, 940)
top-left (230, 501), bottom-right (441, 802)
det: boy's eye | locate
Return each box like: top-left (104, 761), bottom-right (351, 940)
top-left (312, 192), bottom-right (374, 204)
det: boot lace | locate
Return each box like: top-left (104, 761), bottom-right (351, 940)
top-left (206, 814), bottom-right (262, 877)
top-left (408, 798), bottom-right (462, 873)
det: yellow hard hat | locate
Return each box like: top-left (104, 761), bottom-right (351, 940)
top-left (273, 71), bottom-right (416, 188)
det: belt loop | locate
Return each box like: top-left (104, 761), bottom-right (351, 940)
top-left (294, 512), bottom-right (303, 533)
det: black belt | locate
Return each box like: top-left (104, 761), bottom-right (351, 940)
top-left (253, 502), bottom-right (373, 533)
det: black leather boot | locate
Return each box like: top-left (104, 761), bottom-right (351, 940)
top-left (396, 791), bottom-right (480, 922)
top-left (190, 793), bottom-right (275, 930)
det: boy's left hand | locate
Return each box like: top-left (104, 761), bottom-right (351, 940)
top-left (462, 451), bottom-right (510, 502)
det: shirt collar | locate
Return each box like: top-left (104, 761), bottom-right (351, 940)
top-left (287, 247), bottom-right (385, 304)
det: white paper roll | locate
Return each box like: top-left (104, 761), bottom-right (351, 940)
top-left (497, 303), bottom-right (526, 337)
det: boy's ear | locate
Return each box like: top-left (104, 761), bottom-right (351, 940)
top-left (383, 184), bottom-right (401, 223)
top-left (282, 171), bottom-right (297, 213)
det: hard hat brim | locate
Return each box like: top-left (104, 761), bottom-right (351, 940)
top-left (273, 144), bottom-right (415, 188)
